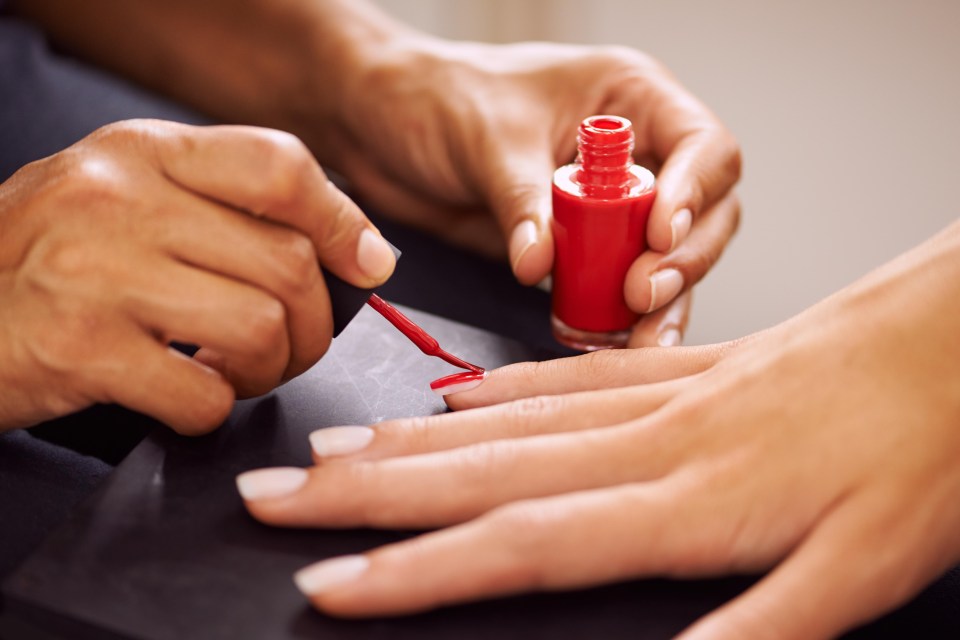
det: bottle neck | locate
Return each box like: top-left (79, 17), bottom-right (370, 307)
top-left (576, 115), bottom-right (635, 197)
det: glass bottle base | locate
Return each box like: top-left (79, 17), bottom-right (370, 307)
top-left (551, 314), bottom-right (629, 352)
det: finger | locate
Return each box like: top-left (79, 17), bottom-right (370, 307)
top-left (623, 192), bottom-right (740, 314)
top-left (611, 73), bottom-right (741, 254)
top-left (123, 258), bottom-right (291, 398)
top-left (678, 489), bottom-right (945, 640)
top-left (445, 344), bottom-right (730, 411)
top-left (147, 121), bottom-right (396, 287)
top-left (287, 481), bottom-right (712, 617)
top-left (156, 189), bottom-right (332, 379)
top-left (97, 334), bottom-right (235, 435)
top-left (309, 380), bottom-right (685, 462)
top-left (475, 135), bottom-right (556, 285)
top-left (241, 421), bottom-right (684, 530)
top-left (628, 290), bottom-right (692, 348)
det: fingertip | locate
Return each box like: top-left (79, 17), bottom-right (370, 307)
top-left (294, 555), bottom-right (371, 607)
top-left (356, 227), bottom-right (397, 285)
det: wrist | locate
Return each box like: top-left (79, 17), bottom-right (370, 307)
top-left (283, 1), bottom-right (437, 168)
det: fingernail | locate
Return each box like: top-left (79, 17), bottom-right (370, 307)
top-left (356, 228), bottom-right (396, 283)
top-left (309, 426), bottom-right (374, 458)
top-left (509, 219), bottom-right (538, 274)
top-left (669, 209), bottom-right (692, 251)
top-left (294, 555), bottom-right (370, 596)
top-left (236, 467), bottom-right (308, 501)
top-left (657, 327), bottom-right (682, 347)
top-left (647, 268), bottom-right (684, 313)
top-left (430, 370), bottom-right (487, 396)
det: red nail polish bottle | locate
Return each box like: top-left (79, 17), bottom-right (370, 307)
top-left (551, 115), bottom-right (656, 351)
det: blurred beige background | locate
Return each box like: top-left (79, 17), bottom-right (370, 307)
top-left (374, 0), bottom-right (960, 344)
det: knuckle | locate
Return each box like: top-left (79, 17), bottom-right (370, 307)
top-left (483, 500), bottom-right (561, 589)
top-left (397, 415), bottom-right (439, 452)
top-left (572, 350), bottom-right (629, 388)
top-left (718, 131), bottom-right (743, 183)
top-left (184, 380), bottom-right (235, 434)
top-left (493, 182), bottom-right (542, 219)
top-left (275, 232), bottom-right (319, 295)
top-left (587, 45), bottom-right (665, 79)
top-left (240, 298), bottom-right (287, 353)
top-left (315, 186), bottom-right (362, 253)
top-left (504, 395), bottom-right (561, 435)
top-left (254, 130), bottom-right (318, 210)
top-left (88, 119), bottom-right (169, 153)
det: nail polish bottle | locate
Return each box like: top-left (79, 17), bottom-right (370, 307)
top-left (551, 115), bottom-right (656, 351)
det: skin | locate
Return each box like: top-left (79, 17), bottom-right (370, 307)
top-left (241, 220), bottom-right (960, 639)
top-left (12, 0), bottom-right (741, 347)
top-left (0, 120), bottom-right (394, 433)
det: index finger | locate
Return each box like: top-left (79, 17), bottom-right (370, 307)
top-left (611, 67), bottom-right (742, 253)
top-left (150, 121), bottom-right (397, 288)
top-left (444, 344), bottom-right (732, 411)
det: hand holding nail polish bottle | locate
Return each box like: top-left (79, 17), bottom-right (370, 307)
top-left (551, 115), bottom-right (656, 350)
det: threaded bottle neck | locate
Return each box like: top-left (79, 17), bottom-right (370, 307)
top-left (576, 115), bottom-right (635, 196)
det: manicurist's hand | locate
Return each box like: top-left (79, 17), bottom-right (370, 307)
top-left (238, 221), bottom-right (960, 639)
top-left (328, 38), bottom-right (742, 347)
top-left (0, 119), bottom-right (395, 434)
top-left (12, 0), bottom-right (740, 347)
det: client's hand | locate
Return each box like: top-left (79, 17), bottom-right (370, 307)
top-left (322, 38), bottom-right (741, 346)
top-left (0, 120), bottom-right (395, 433)
top-left (238, 221), bottom-right (960, 639)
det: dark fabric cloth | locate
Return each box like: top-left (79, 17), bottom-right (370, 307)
top-left (0, 431), bottom-right (111, 580)
top-left (0, 18), bottom-right (210, 182)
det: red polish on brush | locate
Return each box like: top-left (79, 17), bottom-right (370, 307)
top-left (551, 115), bottom-right (656, 351)
top-left (366, 294), bottom-right (485, 392)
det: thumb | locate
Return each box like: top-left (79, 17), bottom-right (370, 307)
top-left (481, 145), bottom-right (556, 285)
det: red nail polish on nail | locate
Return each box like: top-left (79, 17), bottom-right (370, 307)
top-left (429, 370), bottom-right (487, 396)
top-left (551, 115), bottom-right (656, 351)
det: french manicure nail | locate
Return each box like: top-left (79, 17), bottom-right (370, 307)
top-left (236, 467), bottom-right (308, 501)
top-left (430, 370), bottom-right (487, 396)
top-left (509, 219), bottom-right (538, 274)
top-left (309, 426), bottom-right (375, 458)
top-left (647, 268), bottom-right (684, 313)
top-left (294, 555), bottom-right (370, 596)
top-left (657, 327), bottom-right (682, 347)
top-left (669, 208), bottom-right (692, 251)
top-left (356, 228), bottom-right (396, 283)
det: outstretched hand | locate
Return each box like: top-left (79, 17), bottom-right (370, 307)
top-left (239, 221), bottom-right (960, 639)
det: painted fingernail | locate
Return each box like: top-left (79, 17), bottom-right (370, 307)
top-left (509, 219), bottom-right (538, 274)
top-left (430, 370), bottom-right (488, 396)
top-left (657, 327), bottom-right (682, 347)
top-left (356, 228), bottom-right (397, 283)
top-left (294, 555), bottom-right (370, 596)
top-left (669, 208), bottom-right (693, 251)
top-left (647, 268), bottom-right (684, 313)
top-left (309, 426), bottom-right (374, 458)
top-left (236, 467), bottom-right (308, 501)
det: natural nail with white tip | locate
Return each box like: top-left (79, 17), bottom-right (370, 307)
top-left (356, 228), bottom-right (396, 283)
top-left (647, 268), bottom-right (684, 313)
top-left (236, 467), bottom-right (308, 501)
top-left (294, 555), bottom-right (370, 596)
top-left (309, 426), bottom-right (375, 458)
top-left (509, 219), bottom-right (538, 273)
